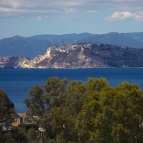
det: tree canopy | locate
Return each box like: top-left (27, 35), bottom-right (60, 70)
top-left (0, 90), bottom-right (22, 142)
top-left (24, 77), bottom-right (143, 143)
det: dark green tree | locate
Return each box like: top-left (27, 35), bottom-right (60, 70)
top-left (2, 127), bottom-right (27, 143)
top-left (24, 77), bottom-right (68, 141)
top-left (111, 82), bottom-right (143, 143)
top-left (92, 82), bottom-right (143, 143)
top-left (24, 77), bottom-right (143, 143)
top-left (0, 90), bottom-right (19, 142)
top-left (76, 78), bottom-right (109, 143)
top-left (54, 80), bottom-right (85, 142)
top-left (26, 127), bottom-right (39, 143)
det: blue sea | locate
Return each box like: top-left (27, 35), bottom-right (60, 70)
top-left (0, 68), bottom-right (143, 112)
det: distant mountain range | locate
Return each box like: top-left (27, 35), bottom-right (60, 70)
top-left (0, 32), bottom-right (143, 58)
top-left (1, 43), bottom-right (143, 68)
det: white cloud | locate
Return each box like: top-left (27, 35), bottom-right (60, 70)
top-left (113, 0), bottom-right (135, 1)
top-left (37, 16), bottom-right (49, 21)
top-left (105, 11), bottom-right (143, 22)
top-left (0, 0), bottom-right (143, 19)
top-left (0, 0), bottom-right (20, 8)
top-left (63, 8), bottom-right (77, 14)
top-left (105, 11), bottom-right (134, 21)
top-left (134, 11), bottom-right (143, 21)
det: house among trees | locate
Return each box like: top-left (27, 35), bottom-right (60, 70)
top-left (12, 112), bottom-right (38, 134)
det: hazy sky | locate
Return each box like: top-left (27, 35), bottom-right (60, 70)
top-left (0, 0), bottom-right (143, 38)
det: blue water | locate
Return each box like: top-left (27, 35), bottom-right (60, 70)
top-left (0, 68), bottom-right (143, 112)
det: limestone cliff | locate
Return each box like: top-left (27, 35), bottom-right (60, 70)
top-left (1, 43), bottom-right (143, 68)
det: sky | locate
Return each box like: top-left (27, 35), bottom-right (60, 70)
top-left (0, 0), bottom-right (143, 38)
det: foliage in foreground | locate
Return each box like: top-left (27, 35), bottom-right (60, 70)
top-left (24, 77), bottom-right (143, 143)
top-left (0, 90), bottom-right (27, 143)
